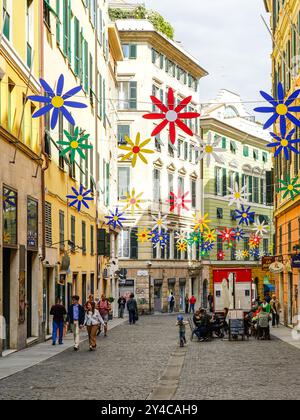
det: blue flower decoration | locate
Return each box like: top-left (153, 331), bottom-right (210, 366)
top-left (105, 208), bottom-right (126, 230)
top-left (233, 228), bottom-right (245, 242)
top-left (66, 185), bottom-right (93, 213)
top-left (3, 190), bottom-right (16, 210)
top-left (254, 82), bottom-right (300, 133)
top-left (201, 241), bottom-right (214, 253)
top-left (267, 127), bottom-right (300, 160)
top-left (28, 74), bottom-right (87, 130)
top-left (235, 205), bottom-right (255, 226)
top-left (249, 248), bottom-right (260, 259)
top-left (151, 230), bottom-right (169, 248)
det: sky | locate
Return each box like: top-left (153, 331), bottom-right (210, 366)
top-left (143, 0), bottom-right (272, 115)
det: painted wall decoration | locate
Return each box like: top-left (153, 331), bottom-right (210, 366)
top-left (278, 176), bottom-right (300, 201)
top-left (66, 185), bottom-right (93, 212)
top-left (143, 87), bottom-right (200, 144)
top-left (28, 74), bottom-right (87, 129)
top-left (57, 128), bottom-right (92, 163)
top-left (119, 133), bottom-right (154, 167)
top-left (122, 189), bottom-right (146, 215)
top-left (105, 208), bottom-right (126, 230)
top-left (254, 82), bottom-right (300, 132)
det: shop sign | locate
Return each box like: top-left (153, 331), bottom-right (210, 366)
top-left (292, 254), bottom-right (300, 269)
top-left (262, 256), bottom-right (283, 271)
top-left (269, 261), bottom-right (284, 274)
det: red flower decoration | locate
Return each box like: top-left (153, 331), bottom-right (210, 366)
top-left (219, 228), bottom-right (235, 244)
top-left (168, 190), bottom-right (191, 216)
top-left (217, 251), bottom-right (225, 261)
top-left (249, 234), bottom-right (261, 249)
top-left (143, 87), bottom-right (200, 144)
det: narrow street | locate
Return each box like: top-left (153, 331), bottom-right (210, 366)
top-left (0, 315), bottom-right (300, 400)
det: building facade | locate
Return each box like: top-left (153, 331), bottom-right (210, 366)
top-left (264, 0), bottom-right (300, 325)
top-left (0, 0), bottom-right (43, 355)
top-left (200, 90), bottom-right (274, 307)
top-left (113, 17), bottom-right (208, 313)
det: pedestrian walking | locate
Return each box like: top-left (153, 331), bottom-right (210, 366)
top-left (84, 302), bottom-right (105, 351)
top-left (185, 294), bottom-right (189, 314)
top-left (168, 292), bottom-right (175, 313)
top-left (208, 293), bottom-right (214, 313)
top-left (189, 295), bottom-right (197, 314)
top-left (97, 295), bottom-right (111, 337)
top-left (84, 294), bottom-right (95, 310)
top-left (270, 295), bottom-right (281, 327)
top-left (257, 307), bottom-right (271, 340)
top-left (176, 315), bottom-right (188, 347)
top-left (66, 295), bottom-right (85, 351)
top-left (50, 298), bottom-right (67, 346)
top-left (127, 293), bottom-right (138, 325)
top-left (118, 295), bottom-right (127, 318)
top-left (261, 298), bottom-right (271, 314)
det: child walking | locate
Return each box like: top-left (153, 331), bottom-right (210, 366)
top-left (176, 315), bottom-right (188, 347)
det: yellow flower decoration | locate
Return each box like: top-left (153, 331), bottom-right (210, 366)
top-left (121, 189), bottom-right (146, 215)
top-left (242, 250), bottom-right (249, 258)
top-left (3, 232), bottom-right (10, 243)
top-left (203, 228), bottom-right (217, 243)
top-left (176, 241), bottom-right (188, 252)
top-left (137, 228), bottom-right (151, 243)
top-left (119, 133), bottom-right (154, 168)
top-left (193, 213), bottom-right (211, 232)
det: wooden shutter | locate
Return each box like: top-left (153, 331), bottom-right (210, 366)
top-left (130, 228), bottom-right (138, 259)
top-left (97, 229), bottom-right (106, 255)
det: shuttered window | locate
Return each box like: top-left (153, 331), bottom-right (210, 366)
top-left (74, 17), bottom-right (80, 76)
top-left (82, 221), bottom-right (86, 254)
top-left (130, 228), bottom-right (138, 259)
top-left (71, 216), bottom-right (76, 251)
top-left (45, 202), bottom-right (52, 246)
top-left (59, 210), bottom-right (64, 251)
top-left (90, 225), bottom-right (94, 255)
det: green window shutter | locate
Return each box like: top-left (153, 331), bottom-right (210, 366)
top-left (74, 17), bottom-right (80, 76)
top-left (129, 44), bottom-right (137, 59)
top-left (106, 162), bottom-right (110, 206)
top-left (214, 167), bottom-right (218, 195)
top-left (79, 29), bottom-right (84, 83)
top-left (130, 228), bottom-right (138, 259)
top-left (103, 79), bottom-right (106, 125)
top-left (129, 81), bottom-right (137, 109)
top-left (56, 0), bottom-right (60, 45)
top-left (97, 229), bottom-right (106, 255)
top-left (68, 0), bottom-right (72, 63)
top-left (222, 137), bottom-right (226, 149)
top-left (152, 48), bottom-right (156, 64)
top-left (98, 73), bottom-right (102, 118)
top-left (222, 169), bottom-right (227, 196)
top-left (235, 172), bottom-right (239, 188)
top-left (63, 0), bottom-right (68, 56)
top-left (105, 233), bottom-right (111, 257)
top-left (249, 176), bottom-right (253, 202)
top-left (243, 146), bottom-right (249, 157)
top-left (84, 40), bottom-right (89, 92)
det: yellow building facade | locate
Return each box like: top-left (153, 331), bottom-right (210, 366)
top-left (0, 0), bottom-right (43, 355)
top-left (264, 0), bottom-right (300, 325)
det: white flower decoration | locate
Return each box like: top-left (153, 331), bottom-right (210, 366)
top-left (225, 182), bottom-right (250, 209)
top-left (252, 218), bottom-right (269, 236)
top-left (195, 133), bottom-right (224, 167)
top-left (258, 250), bottom-right (265, 259)
top-left (175, 231), bottom-right (188, 244)
top-left (152, 211), bottom-right (168, 233)
top-left (235, 250), bottom-right (244, 261)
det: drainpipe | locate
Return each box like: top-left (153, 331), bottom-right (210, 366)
top-left (95, 28), bottom-right (99, 296)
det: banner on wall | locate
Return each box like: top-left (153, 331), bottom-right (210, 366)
top-left (262, 256), bottom-right (283, 271)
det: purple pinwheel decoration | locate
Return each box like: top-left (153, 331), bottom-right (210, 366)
top-left (105, 208), bottom-right (126, 230)
top-left (254, 82), bottom-right (300, 133)
top-left (3, 189), bottom-right (16, 210)
top-left (235, 205), bottom-right (255, 226)
top-left (28, 74), bottom-right (87, 130)
top-left (267, 127), bottom-right (300, 160)
top-left (233, 227), bottom-right (245, 242)
top-left (66, 185), bottom-right (93, 213)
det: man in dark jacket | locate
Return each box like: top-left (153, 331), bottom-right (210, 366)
top-left (50, 298), bottom-right (67, 345)
top-left (127, 293), bottom-right (138, 325)
top-left (66, 295), bottom-right (85, 351)
top-left (118, 295), bottom-right (127, 319)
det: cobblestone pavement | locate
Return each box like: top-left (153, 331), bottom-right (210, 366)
top-left (1, 315), bottom-right (300, 400)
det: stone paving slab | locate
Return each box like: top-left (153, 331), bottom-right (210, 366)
top-left (0, 317), bottom-right (125, 381)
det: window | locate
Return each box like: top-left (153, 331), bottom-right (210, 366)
top-left (191, 180), bottom-right (196, 209)
top-left (253, 177), bottom-right (259, 203)
top-left (155, 134), bottom-right (161, 152)
top-left (3, 0), bottom-right (11, 40)
top-left (260, 179), bottom-right (265, 205)
top-left (243, 146), bottom-right (249, 157)
top-left (97, 229), bottom-right (110, 257)
top-left (45, 201), bottom-right (52, 247)
top-left (153, 169), bottom-right (161, 202)
top-left (74, 17), bottom-right (80, 76)
top-left (248, 176), bottom-right (253, 202)
top-left (177, 139), bottom-right (183, 158)
top-left (59, 210), bottom-right (65, 251)
top-left (230, 141), bottom-right (237, 154)
top-left (217, 235), bottom-right (223, 252)
top-left (178, 176), bottom-right (184, 195)
top-left (105, 162), bottom-right (110, 207)
top-left (119, 81), bottom-right (137, 110)
top-left (189, 144), bottom-right (193, 162)
top-left (130, 228), bottom-right (138, 259)
top-left (122, 44), bottom-right (137, 59)
top-left (217, 208), bottom-right (223, 219)
top-left (118, 167), bottom-right (130, 199)
top-left (222, 137), bottom-right (227, 149)
top-left (168, 141), bottom-right (174, 157)
top-left (8, 79), bottom-right (15, 131)
top-left (83, 39), bottom-right (89, 93)
top-left (222, 168), bottom-right (227, 196)
top-left (71, 216), bottom-right (76, 251)
top-left (168, 173), bottom-right (174, 202)
top-left (26, 0), bottom-right (34, 68)
top-left (262, 152), bottom-right (268, 163)
top-left (288, 222), bottom-right (292, 253)
top-left (215, 167), bottom-right (222, 196)
top-left (118, 229), bottom-right (130, 258)
top-left (82, 222), bottom-right (86, 254)
top-left (263, 239), bottom-right (268, 255)
top-left (27, 197), bottom-right (38, 249)
top-left (90, 225), bottom-right (94, 255)
top-left (253, 149), bottom-right (259, 161)
top-left (58, 113), bottom-right (64, 170)
top-left (184, 142), bottom-right (188, 160)
top-left (244, 237), bottom-right (250, 261)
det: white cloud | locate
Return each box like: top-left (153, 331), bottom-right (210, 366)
top-left (144, 0), bottom-right (272, 115)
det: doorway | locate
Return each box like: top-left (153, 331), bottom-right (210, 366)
top-left (2, 248), bottom-right (11, 350)
top-left (82, 274), bottom-right (87, 305)
top-left (179, 281), bottom-right (185, 312)
top-left (27, 252), bottom-right (33, 338)
top-left (202, 279), bottom-right (208, 309)
top-left (43, 268), bottom-right (51, 335)
top-left (154, 282), bottom-right (162, 312)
